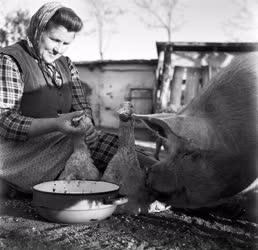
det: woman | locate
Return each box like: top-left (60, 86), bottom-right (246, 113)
top-left (0, 2), bottom-right (124, 193)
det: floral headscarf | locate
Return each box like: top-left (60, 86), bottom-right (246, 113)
top-left (26, 2), bottom-right (64, 87)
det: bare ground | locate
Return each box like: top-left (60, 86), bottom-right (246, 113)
top-left (0, 143), bottom-right (257, 250)
top-left (0, 190), bottom-right (257, 250)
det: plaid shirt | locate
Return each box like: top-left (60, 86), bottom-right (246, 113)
top-left (0, 54), bottom-right (93, 141)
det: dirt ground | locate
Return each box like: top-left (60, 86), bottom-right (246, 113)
top-left (0, 191), bottom-right (257, 250)
top-left (0, 144), bottom-right (257, 250)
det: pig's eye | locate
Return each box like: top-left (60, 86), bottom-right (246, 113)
top-left (205, 103), bottom-right (215, 112)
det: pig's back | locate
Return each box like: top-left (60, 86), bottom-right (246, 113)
top-left (181, 52), bottom-right (258, 154)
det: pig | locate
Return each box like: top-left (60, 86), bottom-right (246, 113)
top-left (134, 52), bottom-right (258, 208)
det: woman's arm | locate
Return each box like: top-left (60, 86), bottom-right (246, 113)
top-left (0, 54), bottom-right (33, 141)
top-left (67, 57), bottom-right (93, 119)
top-left (0, 55), bottom-right (85, 141)
top-left (27, 110), bottom-right (85, 138)
top-left (66, 57), bottom-right (98, 147)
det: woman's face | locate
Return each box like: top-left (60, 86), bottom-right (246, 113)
top-left (39, 24), bottom-right (76, 64)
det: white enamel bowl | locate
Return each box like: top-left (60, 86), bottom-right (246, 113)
top-left (32, 180), bottom-right (127, 224)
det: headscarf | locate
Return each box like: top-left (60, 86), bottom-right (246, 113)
top-left (27, 2), bottom-right (63, 55)
top-left (26, 2), bottom-right (64, 87)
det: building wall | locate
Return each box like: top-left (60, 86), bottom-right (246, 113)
top-left (75, 61), bottom-right (157, 128)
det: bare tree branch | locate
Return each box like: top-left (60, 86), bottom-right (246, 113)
top-left (85, 0), bottom-right (125, 60)
top-left (133, 0), bottom-right (185, 41)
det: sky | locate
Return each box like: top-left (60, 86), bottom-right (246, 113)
top-left (1, 0), bottom-right (258, 61)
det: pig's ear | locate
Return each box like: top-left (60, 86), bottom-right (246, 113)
top-left (133, 113), bottom-right (223, 151)
top-left (163, 115), bottom-right (224, 151)
top-left (133, 113), bottom-right (176, 140)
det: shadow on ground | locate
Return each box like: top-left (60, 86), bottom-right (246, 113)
top-left (0, 141), bottom-right (257, 249)
top-left (0, 190), bottom-right (257, 250)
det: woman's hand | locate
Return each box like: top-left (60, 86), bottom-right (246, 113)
top-left (84, 121), bottom-right (99, 149)
top-left (79, 115), bottom-right (99, 148)
top-left (55, 111), bottom-right (86, 135)
top-left (56, 111), bottom-right (99, 148)
top-left (27, 110), bottom-right (85, 139)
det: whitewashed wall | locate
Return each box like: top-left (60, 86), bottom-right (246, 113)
top-left (75, 60), bottom-right (157, 128)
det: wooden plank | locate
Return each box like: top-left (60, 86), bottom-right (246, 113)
top-left (158, 46), bottom-right (173, 111)
top-left (156, 42), bottom-right (258, 55)
top-left (169, 66), bottom-right (184, 108)
top-left (210, 66), bottom-right (220, 78)
top-left (184, 67), bottom-right (201, 105)
top-left (153, 51), bottom-right (165, 113)
top-left (199, 65), bottom-right (211, 92)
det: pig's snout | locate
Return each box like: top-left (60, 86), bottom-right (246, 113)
top-left (146, 161), bottom-right (177, 196)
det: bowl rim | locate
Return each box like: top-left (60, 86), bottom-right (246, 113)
top-left (36, 203), bottom-right (116, 212)
top-left (32, 180), bottom-right (120, 196)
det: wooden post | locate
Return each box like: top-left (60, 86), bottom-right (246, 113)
top-left (169, 66), bottom-right (184, 109)
top-left (201, 66), bottom-right (211, 88)
top-left (184, 67), bottom-right (201, 105)
top-left (158, 45), bottom-right (174, 111)
top-left (154, 50), bottom-right (165, 113)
